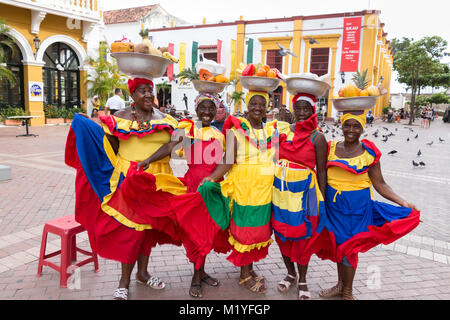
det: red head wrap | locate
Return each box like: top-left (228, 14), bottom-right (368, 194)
top-left (128, 78), bottom-right (154, 94)
top-left (292, 93), bottom-right (318, 113)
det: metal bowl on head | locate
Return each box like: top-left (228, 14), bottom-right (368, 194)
top-left (286, 76), bottom-right (331, 98)
top-left (239, 76), bottom-right (281, 92)
top-left (332, 96), bottom-right (378, 111)
top-left (111, 52), bottom-right (173, 80)
top-left (191, 80), bottom-right (228, 94)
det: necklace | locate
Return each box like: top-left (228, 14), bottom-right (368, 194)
top-left (130, 103), bottom-right (153, 131)
top-left (250, 124), bottom-right (267, 148)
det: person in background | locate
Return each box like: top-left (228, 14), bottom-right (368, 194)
top-left (91, 96), bottom-right (101, 118)
top-left (105, 88), bottom-right (126, 116)
top-left (211, 100), bottom-right (230, 132)
top-left (366, 110), bottom-right (374, 125)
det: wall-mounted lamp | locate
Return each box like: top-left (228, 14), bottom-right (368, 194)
top-left (340, 71), bottom-right (345, 84)
top-left (33, 36), bottom-right (41, 56)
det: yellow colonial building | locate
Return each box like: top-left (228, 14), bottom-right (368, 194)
top-left (0, 0), bottom-right (103, 126)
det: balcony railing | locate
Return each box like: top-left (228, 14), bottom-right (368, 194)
top-left (2, 0), bottom-right (102, 20)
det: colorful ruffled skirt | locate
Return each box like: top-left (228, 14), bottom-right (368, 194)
top-left (316, 185), bottom-right (421, 269)
top-left (271, 160), bottom-right (327, 265)
top-left (65, 114), bottom-right (185, 264)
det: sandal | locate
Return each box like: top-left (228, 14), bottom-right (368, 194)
top-left (189, 283), bottom-right (203, 299)
top-left (298, 282), bottom-right (312, 300)
top-left (319, 282), bottom-right (343, 298)
top-left (239, 275), bottom-right (267, 294)
top-left (201, 275), bottom-right (220, 287)
top-left (136, 275), bottom-right (166, 290)
top-left (342, 287), bottom-right (355, 300)
top-left (277, 274), bottom-right (297, 293)
top-left (113, 288), bottom-right (129, 300)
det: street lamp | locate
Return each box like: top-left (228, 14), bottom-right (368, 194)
top-left (340, 71), bottom-right (345, 84)
top-left (33, 36), bottom-right (41, 57)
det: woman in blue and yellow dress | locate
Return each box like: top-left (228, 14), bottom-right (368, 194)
top-left (317, 112), bottom-right (421, 300)
top-left (272, 93), bottom-right (329, 300)
top-left (66, 78), bottom-right (187, 300)
top-left (200, 91), bottom-right (278, 294)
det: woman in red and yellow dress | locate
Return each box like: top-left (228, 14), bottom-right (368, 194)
top-left (200, 91), bottom-right (278, 294)
top-left (317, 112), bottom-right (421, 300)
top-left (65, 78), bottom-right (186, 300)
top-left (139, 92), bottom-right (232, 298)
top-left (272, 93), bottom-right (329, 300)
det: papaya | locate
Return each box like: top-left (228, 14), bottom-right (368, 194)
top-left (199, 69), bottom-right (213, 81)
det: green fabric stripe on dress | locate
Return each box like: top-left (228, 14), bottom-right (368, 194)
top-left (198, 181), bottom-right (230, 231)
top-left (231, 200), bottom-right (272, 228)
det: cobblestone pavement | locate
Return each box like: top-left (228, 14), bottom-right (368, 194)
top-left (0, 118), bottom-right (449, 301)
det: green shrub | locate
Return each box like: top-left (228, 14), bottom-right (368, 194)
top-left (44, 105), bottom-right (64, 118)
top-left (0, 107), bottom-right (26, 121)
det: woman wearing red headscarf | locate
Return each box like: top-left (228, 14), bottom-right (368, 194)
top-left (65, 78), bottom-right (186, 300)
top-left (271, 93), bottom-right (330, 300)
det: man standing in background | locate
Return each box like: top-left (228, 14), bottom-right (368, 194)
top-left (105, 88), bottom-right (125, 115)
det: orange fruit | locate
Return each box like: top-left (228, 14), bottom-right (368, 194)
top-left (256, 68), bottom-right (267, 77)
top-left (338, 88), bottom-right (344, 97)
top-left (267, 70), bottom-right (277, 78)
top-left (263, 65), bottom-right (271, 72)
top-left (215, 75), bottom-right (229, 83)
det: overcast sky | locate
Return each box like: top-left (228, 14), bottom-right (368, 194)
top-left (101, 0), bottom-right (450, 92)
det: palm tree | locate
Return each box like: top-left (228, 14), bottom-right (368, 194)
top-left (0, 18), bottom-right (17, 86)
top-left (84, 42), bottom-right (128, 107)
top-left (230, 78), bottom-right (244, 113)
top-left (156, 81), bottom-right (171, 107)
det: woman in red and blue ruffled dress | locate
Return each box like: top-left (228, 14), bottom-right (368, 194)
top-left (271, 93), bottom-right (328, 300)
top-left (317, 112), bottom-right (421, 300)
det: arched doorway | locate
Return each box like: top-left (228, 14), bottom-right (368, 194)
top-left (0, 34), bottom-right (25, 109)
top-left (42, 42), bottom-right (81, 108)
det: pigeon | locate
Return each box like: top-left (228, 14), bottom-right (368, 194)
top-left (307, 37), bottom-right (319, 45)
top-left (426, 141), bottom-right (434, 147)
top-left (277, 42), bottom-right (298, 57)
top-left (382, 137), bottom-right (388, 143)
top-left (388, 150), bottom-right (398, 155)
top-left (415, 134), bottom-right (419, 139)
top-left (383, 127), bottom-right (389, 131)
top-left (419, 161), bottom-right (426, 167)
top-left (363, 134), bottom-right (368, 137)
top-left (332, 134), bottom-right (336, 138)
top-left (407, 138), bottom-right (410, 142)
top-left (395, 128), bottom-right (398, 132)
top-left (439, 138), bottom-right (445, 143)
top-left (412, 160), bottom-right (419, 168)
top-left (417, 150), bottom-right (422, 157)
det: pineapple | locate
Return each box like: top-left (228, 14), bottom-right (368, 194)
top-left (352, 69), bottom-right (369, 90)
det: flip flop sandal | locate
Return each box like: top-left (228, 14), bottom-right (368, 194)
top-left (189, 283), bottom-right (203, 299)
top-left (239, 276), bottom-right (267, 294)
top-left (113, 288), bottom-right (129, 300)
top-left (201, 275), bottom-right (220, 287)
top-left (136, 275), bottom-right (166, 290)
top-left (298, 282), bottom-right (312, 300)
top-left (277, 274), bottom-right (297, 293)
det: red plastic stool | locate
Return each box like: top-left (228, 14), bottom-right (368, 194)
top-left (36, 214), bottom-right (99, 287)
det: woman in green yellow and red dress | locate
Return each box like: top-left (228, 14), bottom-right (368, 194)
top-left (199, 90), bottom-right (278, 294)
top-left (317, 112), bottom-right (421, 300)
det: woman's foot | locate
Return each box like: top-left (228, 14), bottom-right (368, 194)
top-left (200, 271), bottom-right (220, 287)
top-left (319, 282), bottom-right (344, 298)
top-left (298, 282), bottom-right (312, 300)
top-left (136, 271), bottom-right (165, 290)
top-left (239, 275), bottom-right (267, 294)
top-left (277, 274), bottom-right (297, 292)
top-left (342, 287), bottom-right (355, 300)
top-left (114, 278), bottom-right (130, 300)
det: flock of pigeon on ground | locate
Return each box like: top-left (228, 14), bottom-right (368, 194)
top-left (319, 120), bottom-right (446, 169)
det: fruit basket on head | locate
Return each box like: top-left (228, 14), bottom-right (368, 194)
top-left (110, 31), bottom-right (178, 80)
top-left (238, 63), bottom-right (283, 92)
top-left (285, 72), bottom-right (331, 98)
top-left (177, 61), bottom-right (229, 95)
top-left (332, 69), bottom-right (387, 112)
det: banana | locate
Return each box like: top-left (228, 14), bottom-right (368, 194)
top-left (162, 52), bottom-right (179, 63)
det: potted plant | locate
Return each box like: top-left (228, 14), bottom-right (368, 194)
top-left (2, 107), bottom-right (26, 126)
top-left (44, 105), bottom-right (65, 124)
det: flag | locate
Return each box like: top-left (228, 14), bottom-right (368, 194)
top-left (167, 43), bottom-right (174, 81)
top-left (230, 39), bottom-right (236, 80)
top-left (217, 39), bottom-right (223, 64)
top-left (247, 38), bottom-right (254, 64)
top-left (192, 41), bottom-right (198, 70)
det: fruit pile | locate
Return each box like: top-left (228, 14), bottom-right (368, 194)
top-left (198, 69), bottom-right (229, 83)
top-left (335, 69), bottom-right (381, 98)
top-left (237, 63), bottom-right (283, 79)
top-left (110, 29), bottom-right (179, 63)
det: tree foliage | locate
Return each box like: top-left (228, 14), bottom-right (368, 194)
top-left (0, 18), bottom-right (17, 86)
top-left (391, 36), bottom-right (449, 124)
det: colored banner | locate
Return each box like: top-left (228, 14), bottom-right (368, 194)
top-left (167, 43), bottom-right (174, 81)
top-left (247, 38), bottom-right (254, 64)
top-left (340, 17), bottom-right (362, 72)
top-left (230, 39), bottom-right (236, 80)
top-left (192, 41), bottom-right (199, 70)
top-left (179, 43), bottom-right (186, 81)
top-left (217, 39), bottom-right (223, 64)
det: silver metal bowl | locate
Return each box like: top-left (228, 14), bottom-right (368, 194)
top-left (191, 80), bottom-right (228, 94)
top-left (332, 96), bottom-right (378, 111)
top-left (111, 52), bottom-right (173, 80)
top-left (286, 76), bottom-right (331, 98)
top-left (239, 76), bottom-right (281, 92)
